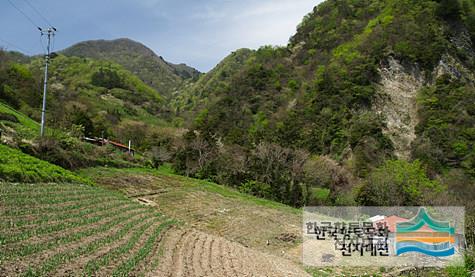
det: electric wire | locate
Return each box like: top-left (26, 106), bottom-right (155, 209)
top-left (6, 0), bottom-right (41, 29)
top-left (21, 0), bottom-right (54, 28)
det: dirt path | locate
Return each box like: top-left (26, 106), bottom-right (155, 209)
top-left (151, 228), bottom-right (310, 277)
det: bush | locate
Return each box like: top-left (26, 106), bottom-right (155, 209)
top-left (308, 187), bottom-right (331, 205)
top-left (0, 112), bottom-right (19, 123)
top-left (436, 0), bottom-right (462, 20)
top-left (356, 160), bottom-right (445, 206)
top-left (239, 180), bottom-right (273, 199)
top-left (303, 155), bottom-right (355, 204)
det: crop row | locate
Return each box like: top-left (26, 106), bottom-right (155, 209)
top-left (0, 208), bottom-right (153, 260)
top-left (84, 216), bottom-right (166, 275)
top-left (1, 195), bottom-right (124, 217)
top-left (1, 203), bottom-right (144, 245)
top-left (2, 199), bottom-right (129, 230)
top-left (0, 183), bottom-right (91, 196)
top-left (1, 190), bottom-right (114, 206)
top-left (30, 214), bottom-right (167, 276)
top-left (0, 183), bottom-right (89, 194)
top-left (3, 188), bottom-right (110, 203)
top-left (112, 220), bottom-right (176, 276)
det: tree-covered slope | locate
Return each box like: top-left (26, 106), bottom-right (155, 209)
top-left (62, 38), bottom-right (201, 99)
top-left (175, 0), bottom-right (475, 207)
top-left (171, 48), bottom-right (254, 119)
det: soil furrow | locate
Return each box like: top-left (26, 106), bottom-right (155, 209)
top-left (170, 230), bottom-right (191, 277)
top-left (127, 221), bottom-right (173, 277)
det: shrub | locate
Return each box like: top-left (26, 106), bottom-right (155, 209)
top-left (436, 0), bottom-right (462, 20)
top-left (239, 180), bottom-right (273, 200)
top-left (0, 112), bottom-right (19, 123)
top-left (303, 155), bottom-right (355, 204)
top-left (356, 160), bottom-right (445, 206)
top-left (91, 66), bottom-right (126, 89)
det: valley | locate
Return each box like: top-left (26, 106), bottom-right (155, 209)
top-left (1, 0), bottom-right (475, 276)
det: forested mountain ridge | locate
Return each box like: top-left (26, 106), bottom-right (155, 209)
top-left (62, 38), bottom-right (201, 99)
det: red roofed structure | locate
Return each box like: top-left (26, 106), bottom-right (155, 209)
top-left (83, 137), bottom-right (135, 155)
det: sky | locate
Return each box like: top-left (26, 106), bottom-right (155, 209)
top-left (0, 0), bottom-right (322, 72)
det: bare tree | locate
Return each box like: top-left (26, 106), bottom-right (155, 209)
top-left (253, 142), bottom-right (291, 184)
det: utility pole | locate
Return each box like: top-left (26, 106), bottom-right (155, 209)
top-left (39, 27), bottom-right (56, 137)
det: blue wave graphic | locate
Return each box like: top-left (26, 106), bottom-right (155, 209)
top-left (396, 246), bottom-right (455, 257)
top-left (396, 241), bottom-right (452, 252)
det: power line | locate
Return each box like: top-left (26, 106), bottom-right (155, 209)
top-left (6, 0), bottom-right (41, 29)
top-left (21, 0), bottom-right (54, 28)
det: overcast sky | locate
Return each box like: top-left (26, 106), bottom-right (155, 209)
top-left (0, 0), bottom-right (321, 72)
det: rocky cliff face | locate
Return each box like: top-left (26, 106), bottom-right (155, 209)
top-left (374, 57), bottom-right (425, 159)
top-left (374, 28), bottom-right (475, 160)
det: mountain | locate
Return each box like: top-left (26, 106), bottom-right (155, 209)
top-left (2, 0), bottom-right (475, 209)
top-left (171, 48), bottom-right (254, 118)
top-left (175, 0), bottom-right (475, 206)
top-left (62, 38), bottom-right (201, 98)
top-left (0, 48), bottom-right (175, 150)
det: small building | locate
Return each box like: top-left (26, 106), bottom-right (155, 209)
top-left (83, 137), bottom-right (135, 155)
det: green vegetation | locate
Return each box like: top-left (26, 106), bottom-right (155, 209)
top-left (1, 0), bottom-right (475, 274)
top-left (356, 160), bottom-right (445, 205)
top-left (170, 0), bottom-right (475, 211)
top-left (78, 166), bottom-right (301, 214)
top-left (62, 38), bottom-right (201, 99)
top-left (414, 75), bottom-right (475, 177)
top-left (0, 144), bottom-right (90, 184)
top-left (0, 182), bottom-right (175, 276)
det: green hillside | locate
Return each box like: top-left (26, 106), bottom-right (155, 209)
top-left (1, 0), bottom-right (475, 274)
top-left (0, 144), bottom-right (90, 184)
top-left (0, 49), bottom-right (181, 152)
top-left (62, 38), bottom-right (201, 99)
top-left (174, 0), bottom-right (475, 209)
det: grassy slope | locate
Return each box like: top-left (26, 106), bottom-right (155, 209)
top-left (79, 164), bottom-right (300, 214)
top-left (0, 102), bottom-right (40, 139)
top-left (79, 165), bottom-right (465, 277)
top-left (0, 144), bottom-right (90, 184)
top-left (78, 166), bottom-right (303, 261)
top-left (0, 102), bottom-right (39, 131)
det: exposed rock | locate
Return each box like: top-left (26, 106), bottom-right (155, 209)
top-left (374, 28), bottom-right (475, 160)
top-left (374, 56), bottom-right (425, 160)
